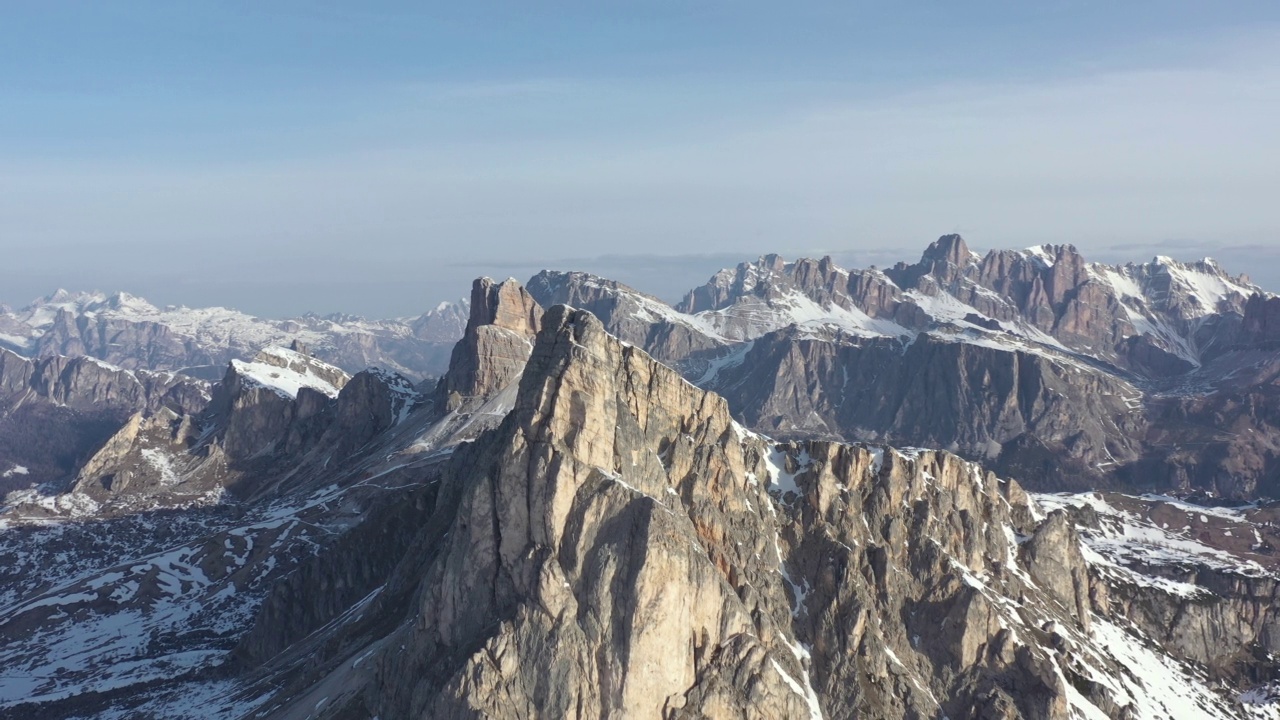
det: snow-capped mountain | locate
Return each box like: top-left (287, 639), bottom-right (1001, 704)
top-left (0, 289), bottom-right (469, 381)
top-left (677, 235), bottom-right (1266, 373)
top-left (524, 237), bottom-right (1280, 498)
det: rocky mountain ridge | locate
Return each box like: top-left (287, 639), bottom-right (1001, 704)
top-left (527, 237), bottom-right (1280, 499)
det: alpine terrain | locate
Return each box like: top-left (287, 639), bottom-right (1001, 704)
top-left (3, 237), bottom-right (1280, 719)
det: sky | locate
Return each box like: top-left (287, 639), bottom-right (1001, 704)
top-left (2, 2), bottom-right (1279, 317)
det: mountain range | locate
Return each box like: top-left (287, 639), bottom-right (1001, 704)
top-left (3, 236), bottom-right (1280, 719)
top-left (0, 289), bottom-right (470, 382)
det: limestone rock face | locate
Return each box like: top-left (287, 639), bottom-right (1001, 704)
top-left (370, 305), bottom-right (815, 719)
top-left (436, 278), bottom-right (543, 410)
top-left (677, 237), bottom-right (1260, 377)
top-left (672, 239), bottom-right (1280, 499)
top-left (55, 346), bottom-right (388, 503)
top-left (205, 349), bottom-right (351, 462)
top-left (1022, 511), bottom-right (1092, 630)
top-left (14, 301), bottom-right (1280, 719)
top-left (312, 367), bottom-right (420, 458)
top-left (768, 441), bottom-right (1100, 720)
top-left (0, 347), bottom-right (203, 413)
top-left (1241, 293), bottom-right (1280, 346)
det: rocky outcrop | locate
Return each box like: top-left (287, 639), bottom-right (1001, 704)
top-left (0, 347), bottom-right (204, 414)
top-left (309, 367), bottom-right (420, 459)
top-left (203, 348), bottom-right (351, 463)
top-left (681, 237), bottom-right (1261, 375)
top-left (1022, 511), bottom-right (1093, 630)
top-left (1241, 293), bottom-right (1280, 347)
top-left (1041, 492), bottom-right (1280, 692)
top-left (769, 441), bottom-right (1104, 719)
top-left (670, 238), bottom-right (1280, 499)
top-left (62, 356), bottom-right (428, 517)
top-left (435, 277), bottom-right (543, 411)
top-left (363, 305), bottom-right (816, 718)
top-left (7, 302), bottom-right (1279, 719)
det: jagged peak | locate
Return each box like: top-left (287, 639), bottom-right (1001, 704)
top-left (428, 298), bottom-right (467, 315)
top-left (435, 277), bottom-right (544, 409)
top-left (466, 276), bottom-right (542, 336)
top-left (920, 233), bottom-right (972, 266)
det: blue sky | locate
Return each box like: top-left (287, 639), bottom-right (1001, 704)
top-left (2, 2), bottom-right (1279, 315)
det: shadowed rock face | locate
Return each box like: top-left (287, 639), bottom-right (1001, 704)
top-left (703, 329), bottom-right (1143, 491)
top-left (0, 347), bottom-right (209, 492)
top-left (1242, 294), bottom-right (1280, 347)
top-left (66, 346), bottom-right (429, 505)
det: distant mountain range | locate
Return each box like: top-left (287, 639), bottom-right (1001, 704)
top-left (0, 289), bottom-right (470, 380)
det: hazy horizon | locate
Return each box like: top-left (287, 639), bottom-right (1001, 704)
top-left (4, 236), bottom-right (1277, 320)
top-left (3, 3), bottom-right (1279, 316)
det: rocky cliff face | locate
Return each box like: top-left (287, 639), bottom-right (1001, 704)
top-left (0, 335), bottom-right (488, 719)
top-left (63, 344), bottom-right (429, 509)
top-left (9, 237), bottom-right (1279, 501)
top-left (677, 235), bottom-right (1261, 375)
top-left (667, 237), bottom-right (1280, 500)
top-left (369, 305), bottom-right (823, 719)
top-left (6, 249), bottom-right (1280, 719)
top-left (1242, 294), bottom-right (1280, 347)
top-left (25, 281), bottom-right (530, 516)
